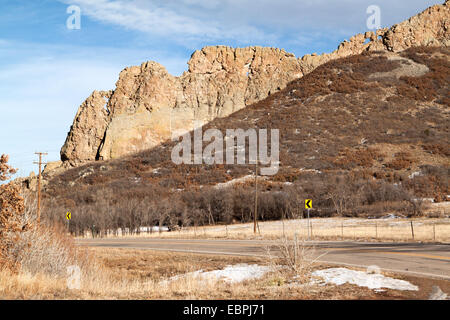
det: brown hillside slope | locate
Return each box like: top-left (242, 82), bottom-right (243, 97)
top-left (42, 47), bottom-right (449, 233)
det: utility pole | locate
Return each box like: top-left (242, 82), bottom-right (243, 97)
top-left (254, 154), bottom-right (258, 234)
top-left (33, 152), bottom-right (47, 225)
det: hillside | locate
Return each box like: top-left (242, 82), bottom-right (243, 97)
top-left (41, 46), bottom-right (449, 235)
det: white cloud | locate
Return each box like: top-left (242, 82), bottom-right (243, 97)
top-left (180, 0), bottom-right (221, 10)
top-left (61, 0), bottom-right (270, 43)
top-left (61, 0), bottom-right (442, 45)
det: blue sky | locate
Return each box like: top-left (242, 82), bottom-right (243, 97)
top-left (0, 0), bottom-right (442, 178)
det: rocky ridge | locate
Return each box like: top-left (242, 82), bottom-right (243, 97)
top-left (59, 1), bottom-right (449, 167)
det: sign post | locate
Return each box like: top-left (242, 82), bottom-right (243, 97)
top-left (305, 199), bottom-right (312, 240)
top-left (66, 211), bottom-right (71, 234)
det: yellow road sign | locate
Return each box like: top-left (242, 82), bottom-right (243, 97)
top-left (66, 212), bottom-right (71, 220)
top-left (305, 199), bottom-right (312, 209)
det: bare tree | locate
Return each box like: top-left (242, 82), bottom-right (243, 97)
top-left (326, 176), bottom-right (354, 216)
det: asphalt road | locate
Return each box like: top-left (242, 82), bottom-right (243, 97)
top-left (77, 238), bottom-right (450, 280)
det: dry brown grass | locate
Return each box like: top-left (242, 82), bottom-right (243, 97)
top-left (1, 248), bottom-right (448, 300)
top-left (0, 248), bottom-right (291, 300)
top-left (85, 214), bottom-right (450, 243)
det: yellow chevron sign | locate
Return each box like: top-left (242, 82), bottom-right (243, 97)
top-left (66, 212), bottom-right (71, 220)
top-left (305, 199), bottom-right (312, 209)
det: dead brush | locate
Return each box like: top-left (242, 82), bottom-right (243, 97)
top-left (265, 235), bottom-right (322, 283)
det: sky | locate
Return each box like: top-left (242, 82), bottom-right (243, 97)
top-left (0, 0), bottom-right (442, 178)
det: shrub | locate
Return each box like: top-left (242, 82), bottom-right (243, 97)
top-left (10, 223), bottom-right (80, 276)
top-left (422, 143), bottom-right (450, 157)
top-left (333, 148), bottom-right (382, 169)
top-left (398, 47), bottom-right (450, 103)
top-left (266, 235), bottom-right (315, 278)
top-left (0, 155), bottom-right (29, 272)
top-left (385, 152), bottom-right (413, 170)
top-left (1, 155), bottom-right (87, 277)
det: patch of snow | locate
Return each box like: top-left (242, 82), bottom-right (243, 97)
top-left (299, 168), bottom-right (322, 174)
top-left (162, 264), bottom-right (271, 284)
top-left (366, 265), bottom-right (381, 275)
top-left (78, 167), bottom-right (94, 179)
top-left (129, 176), bottom-right (141, 184)
top-left (409, 171), bottom-right (422, 179)
top-left (380, 213), bottom-right (406, 219)
top-left (139, 226), bottom-right (169, 233)
top-left (214, 175), bottom-right (267, 189)
top-left (311, 268), bottom-right (418, 291)
top-left (411, 198), bottom-right (435, 203)
top-left (428, 286), bottom-right (449, 300)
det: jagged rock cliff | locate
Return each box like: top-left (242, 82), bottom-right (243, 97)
top-left (61, 90), bottom-right (112, 162)
top-left (60, 0), bottom-right (449, 166)
top-left (62, 47), bottom-right (304, 164)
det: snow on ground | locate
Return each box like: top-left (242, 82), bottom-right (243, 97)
top-left (311, 268), bottom-right (419, 291)
top-left (162, 264), bottom-right (272, 284)
top-left (139, 226), bottom-right (169, 233)
top-left (214, 175), bottom-right (267, 189)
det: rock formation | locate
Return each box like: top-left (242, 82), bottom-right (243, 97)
top-left (60, 0), bottom-right (449, 166)
top-left (61, 47), bottom-right (303, 164)
top-left (61, 90), bottom-right (112, 163)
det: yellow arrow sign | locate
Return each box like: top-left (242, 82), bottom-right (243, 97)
top-left (66, 212), bottom-right (71, 220)
top-left (305, 199), bottom-right (312, 209)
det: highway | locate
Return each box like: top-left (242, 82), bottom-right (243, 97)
top-left (77, 238), bottom-right (450, 280)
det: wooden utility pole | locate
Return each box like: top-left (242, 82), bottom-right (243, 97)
top-left (33, 152), bottom-right (47, 225)
top-left (254, 155), bottom-right (258, 234)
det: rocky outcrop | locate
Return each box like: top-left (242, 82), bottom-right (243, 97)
top-left (60, 0), bottom-right (449, 165)
top-left (14, 161), bottom-right (68, 193)
top-left (61, 90), bottom-right (112, 164)
top-left (299, 1), bottom-right (450, 74)
top-left (63, 47), bottom-right (304, 163)
top-left (384, 0), bottom-right (450, 51)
